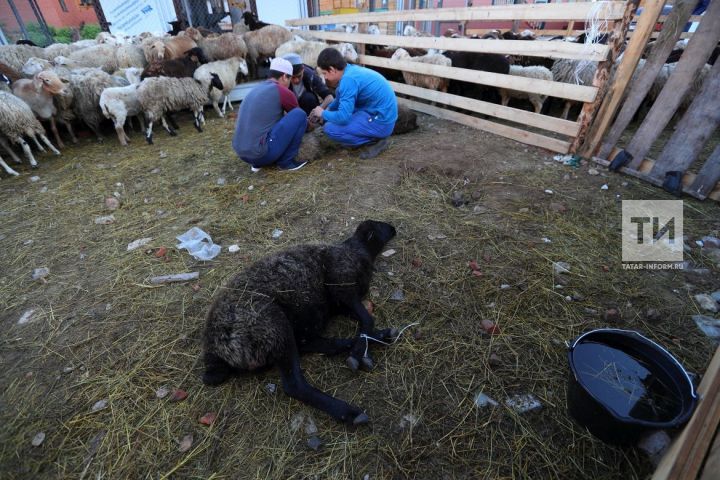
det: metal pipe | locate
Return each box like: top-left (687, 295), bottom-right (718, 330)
top-left (6, 0), bottom-right (29, 41)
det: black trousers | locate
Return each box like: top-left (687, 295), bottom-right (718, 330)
top-left (298, 91), bottom-right (320, 115)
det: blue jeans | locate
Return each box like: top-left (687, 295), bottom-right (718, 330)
top-left (323, 111), bottom-right (395, 147)
top-left (243, 108), bottom-right (307, 168)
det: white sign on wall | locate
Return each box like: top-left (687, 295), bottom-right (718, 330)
top-left (100, 0), bottom-right (178, 37)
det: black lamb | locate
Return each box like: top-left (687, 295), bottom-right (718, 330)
top-left (202, 220), bottom-right (399, 425)
top-left (242, 11), bottom-right (271, 30)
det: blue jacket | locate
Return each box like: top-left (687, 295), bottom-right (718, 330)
top-left (322, 64), bottom-right (397, 126)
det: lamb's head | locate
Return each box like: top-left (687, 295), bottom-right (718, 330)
top-left (237, 58), bottom-right (249, 77)
top-left (390, 48), bottom-right (410, 60)
top-left (184, 27), bottom-right (203, 42)
top-left (403, 25), bottom-right (417, 36)
top-left (35, 70), bottom-right (67, 95)
top-left (22, 57), bottom-right (52, 77)
top-left (338, 43), bottom-right (358, 63)
top-left (96, 32), bottom-right (119, 45)
top-left (147, 40), bottom-right (167, 61)
top-left (367, 24), bottom-right (381, 35)
top-left (185, 47), bottom-right (209, 65)
top-left (352, 220), bottom-right (396, 257)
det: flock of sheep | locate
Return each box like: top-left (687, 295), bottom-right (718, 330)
top-left (0, 15), bottom-right (713, 178)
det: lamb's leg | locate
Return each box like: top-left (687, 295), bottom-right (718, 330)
top-left (532, 97), bottom-right (543, 114)
top-left (31, 135), bottom-right (45, 152)
top-left (38, 134), bottom-right (61, 155)
top-left (160, 117), bottom-right (176, 136)
top-left (166, 113), bottom-right (179, 130)
top-left (279, 331), bottom-right (369, 425)
top-left (145, 120), bottom-right (154, 144)
top-left (0, 137), bottom-right (22, 164)
top-left (345, 300), bottom-right (398, 372)
top-left (116, 125), bottom-right (128, 146)
top-left (61, 120), bottom-right (78, 144)
top-left (17, 137), bottom-right (38, 168)
top-left (214, 100), bottom-right (223, 118)
top-left (193, 111), bottom-right (203, 132)
top-left (561, 101), bottom-right (572, 120)
top-left (0, 154), bottom-right (20, 176)
top-left (299, 328), bottom-right (398, 356)
top-left (49, 117), bottom-right (65, 149)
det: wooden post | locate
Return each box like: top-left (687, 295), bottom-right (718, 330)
top-left (688, 144), bottom-right (720, 200)
top-left (569, 0), bottom-right (639, 154)
top-left (653, 346), bottom-right (720, 480)
top-left (649, 60), bottom-right (720, 178)
top-left (595, 0), bottom-right (696, 160)
top-left (626, 0), bottom-right (720, 170)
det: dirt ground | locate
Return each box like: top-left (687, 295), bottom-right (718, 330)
top-left (1, 110), bottom-right (719, 479)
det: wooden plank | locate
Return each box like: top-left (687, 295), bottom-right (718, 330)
top-left (466, 28), bottom-right (592, 37)
top-left (626, 0), bottom-right (720, 170)
top-left (592, 151), bottom-right (720, 201)
top-left (653, 345), bottom-right (720, 480)
top-left (286, 2), bottom-right (629, 26)
top-left (390, 81), bottom-right (580, 137)
top-left (569, 0), bottom-right (640, 153)
top-left (597, 0), bottom-right (697, 160)
top-left (628, 32), bottom-right (695, 40)
top-left (650, 60), bottom-right (720, 178)
top-left (310, 30), bottom-right (610, 61)
top-left (699, 428), bottom-right (720, 480)
top-left (633, 14), bottom-right (704, 22)
top-left (360, 54), bottom-right (597, 103)
top-left (398, 97), bottom-right (571, 153)
top-left (689, 144), bottom-right (720, 200)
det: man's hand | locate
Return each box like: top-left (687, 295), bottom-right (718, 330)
top-left (310, 106), bottom-right (324, 121)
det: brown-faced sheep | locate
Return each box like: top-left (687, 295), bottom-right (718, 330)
top-left (142, 35), bottom-right (198, 63)
top-left (12, 70), bottom-right (70, 148)
top-left (499, 65), bottom-right (553, 113)
top-left (202, 220), bottom-right (399, 424)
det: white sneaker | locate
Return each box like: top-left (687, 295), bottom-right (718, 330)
top-left (250, 166), bottom-right (262, 173)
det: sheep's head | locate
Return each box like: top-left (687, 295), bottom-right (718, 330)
top-left (390, 48), bottom-right (410, 60)
top-left (237, 59), bottom-right (249, 77)
top-left (147, 41), bottom-right (167, 61)
top-left (403, 25), bottom-right (417, 36)
top-left (35, 70), bottom-right (66, 95)
top-left (96, 32), bottom-right (118, 45)
top-left (353, 220), bottom-right (397, 258)
top-left (184, 27), bottom-right (202, 42)
top-left (367, 24), bottom-right (381, 35)
top-left (185, 47), bottom-right (209, 65)
top-left (338, 43), bottom-right (358, 63)
top-left (22, 57), bottom-right (52, 77)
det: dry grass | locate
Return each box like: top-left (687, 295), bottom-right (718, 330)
top-left (1, 111), bottom-right (718, 479)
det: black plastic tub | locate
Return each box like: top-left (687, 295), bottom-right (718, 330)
top-left (567, 329), bottom-right (697, 445)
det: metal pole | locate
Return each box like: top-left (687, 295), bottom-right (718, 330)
top-left (6, 0), bottom-right (29, 40)
top-left (27, 0), bottom-right (53, 44)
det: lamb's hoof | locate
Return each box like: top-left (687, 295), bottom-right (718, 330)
top-left (169, 130), bottom-right (177, 137)
top-left (145, 135), bottom-right (153, 145)
top-left (31, 164), bottom-right (38, 169)
top-left (353, 412), bottom-right (370, 425)
top-left (194, 124), bottom-right (203, 133)
top-left (202, 369), bottom-right (230, 386)
top-left (361, 356), bottom-right (374, 371)
top-left (346, 356), bottom-right (360, 372)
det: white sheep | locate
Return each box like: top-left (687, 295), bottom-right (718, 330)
top-left (137, 77), bottom-right (209, 144)
top-left (275, 40), bottom-right (358, 68)
top-left (21, 57), bottom-right (54, 77)
top-left (55, 43), bottom-right (120, 73)
top-left (403, 25), bottom-right (431, 37)
top-left (499, 65), bottom-right (553, 113)
top-left (0, 91), bottom-right (60, 171)
top-left (69, 68), bottom-right (122, 141)
top-left (0, 140), bottom-right (20, 176)
top-left (551, 59), bottom-right (598, 118)
top-left (12, 70), bottom-right (70, 148)
top-left (390, 48), bottom-right (451, 92)
top-left (116, 44), bottom-right (148, 69)
top-left (100, 84), bottom-right (143, 146)
top-left (0, 44), bottom-right (46, 71)
top-left (193, 57), bottom-right (249, 117)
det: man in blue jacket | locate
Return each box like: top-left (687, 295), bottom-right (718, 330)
top-left (311, 48), bottom-right (397, 160)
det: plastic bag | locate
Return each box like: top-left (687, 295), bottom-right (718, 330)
top-left (176, 227), bottom-right (221, 261)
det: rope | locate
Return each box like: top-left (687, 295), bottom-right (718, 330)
top-left (573, 1), bottom-right (611, 85)
top-left (360, 321), bottom-right (420, 358)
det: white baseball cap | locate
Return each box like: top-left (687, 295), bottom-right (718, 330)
top-left (269, 57), bottom-right (293, 76)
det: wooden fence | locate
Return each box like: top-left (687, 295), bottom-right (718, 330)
top-left (589, 0), bottom-right (720, 201)
top-left (287, 1), bottom-right (636, 155)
